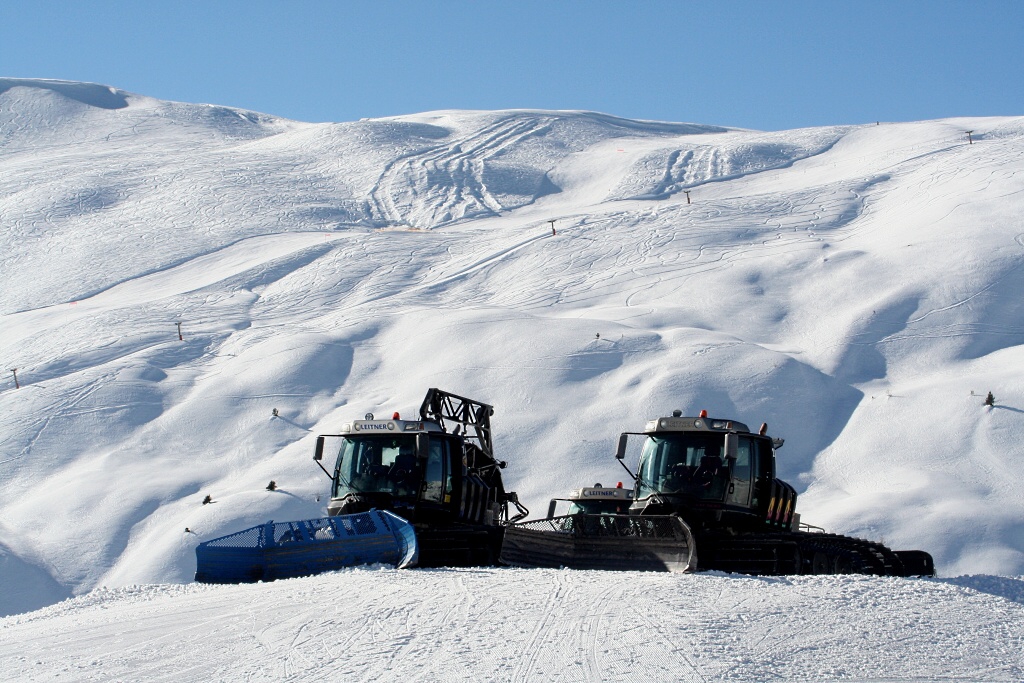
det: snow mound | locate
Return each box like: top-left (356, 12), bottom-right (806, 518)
top-left (0, 78), bottom-right (130, 109)
top-left (609, 126), bottom-right (848, 199)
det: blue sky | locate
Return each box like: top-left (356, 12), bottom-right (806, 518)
top-left (2, 0), bottom-right (1022, 130)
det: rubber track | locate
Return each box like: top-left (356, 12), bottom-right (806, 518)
top-left (794, 532), bottom-right (911, 576)
top-left (700, 531), bottom-right (923, 576)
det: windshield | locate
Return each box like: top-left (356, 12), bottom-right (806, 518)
top-left (637, 433), bottom-right (728, 501)
top-left (333, 435), bottom-right (419, 498)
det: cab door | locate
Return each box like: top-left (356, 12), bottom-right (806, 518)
top-left (420, 437), bottom-right (449, 505)
top-left (725, 435), bottom-right (755, 507)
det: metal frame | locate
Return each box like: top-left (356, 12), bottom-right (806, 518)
top-left (419, 388), bottom-right (495, 460)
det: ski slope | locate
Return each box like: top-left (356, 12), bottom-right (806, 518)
top-left (2, 568), bottom-right (1023, 682)
top-left (2, 78), bottom-right (1024, 676)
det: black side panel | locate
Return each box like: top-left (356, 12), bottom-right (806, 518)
top-left (459, 474), bottom-right (492, 523)
top-left (415, 526), bottom-right (504, 567)
top-left (765, 479), bottom-right (797, 530)
top-left (698, 535), bottom-right (802, 575)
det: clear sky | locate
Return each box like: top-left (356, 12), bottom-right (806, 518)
top-left (2, 0), bottom-right (1022, 130)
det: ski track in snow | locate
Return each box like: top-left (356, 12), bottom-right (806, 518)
top-left (2, 569), bottom-right (1023, 682)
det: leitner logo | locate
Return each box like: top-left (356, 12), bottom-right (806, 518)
top-left (356, 422), bottom-right (394, 431)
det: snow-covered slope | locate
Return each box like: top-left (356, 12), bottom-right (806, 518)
top-left (2, 79), bottom-right (1024, 622)
top-left (3, 568), bottom-right (1023, 682)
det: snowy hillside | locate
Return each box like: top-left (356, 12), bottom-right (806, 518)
top-left (2, 78), bottom-right (1024, 624)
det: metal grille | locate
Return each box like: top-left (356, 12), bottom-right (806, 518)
top-left (510, 514), bottom-right (689, 540)
top-left (200, 513), bottom-right (384, 550)
top-left (500, 513), bottom-right (697, 572)
top-left (202, 525), bottom-right (266, 548)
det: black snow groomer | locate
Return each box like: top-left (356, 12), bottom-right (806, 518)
top-left (312, 389), bottom-right (528, 567)
top-left (501, 410), bottom-right (935, 577)
top-left (195, 510), bottom-right (417, 584)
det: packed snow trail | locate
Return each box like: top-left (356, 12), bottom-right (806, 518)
top-left (2, 569), bottom-right (1023, 682)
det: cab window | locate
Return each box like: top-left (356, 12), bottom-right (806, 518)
top-left (637, 434), bottom-right (728, 501)
top-left (726, 436), bottom-right (753, 506)
top-left (333, 435), bottom-right (418, 497)
top-left (421, 438), bottom-right (448, 504)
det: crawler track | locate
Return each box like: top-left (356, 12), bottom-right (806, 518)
top-left (699, 531), bottom-right (935, 577)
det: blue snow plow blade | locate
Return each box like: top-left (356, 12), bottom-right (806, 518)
top-left (194, 509), bottom-right (418, 584)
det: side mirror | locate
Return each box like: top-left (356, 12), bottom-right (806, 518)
top-left (615, 433), bottom-right (629, 459)
top-left (546, 499), bottom-right (558, 519)
top-left (615, 433), bottom-right (640, 482)
top-left (415, 433), bottom-right (428, 460)
top-left (313, 435), bottom-right (334, 481)
top-left (725, 433), bottom-right (738, 460)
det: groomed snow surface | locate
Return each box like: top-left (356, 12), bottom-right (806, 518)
top-left (2, 79), bottom-right (1024, 680)
top-left (2, 569), bottom-right (1023, 682)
